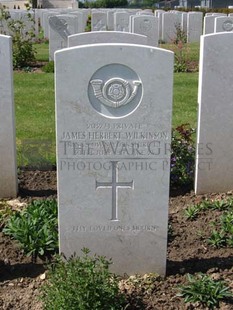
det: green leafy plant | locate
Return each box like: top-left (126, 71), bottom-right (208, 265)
top-left (208, 211), bottom-right (233, 248)
top-left (208, 229), bottom-right (226, 248)
top-left (186, 198), bottom-right (233, 216)
top-left (0, 202), bottom-right (16, 229)
top-left (3, 199), bottom-right (58, 261)
top-left (177, 273), bottom-right (232, 309)
top-left (184, 205), bottom-right (199, 220)
top-left (170, 124), bottom-right (195, 188)
top-left (41, 61), bottom-right (54, 73)
top-left (40, 248), bottom-right (127, 310)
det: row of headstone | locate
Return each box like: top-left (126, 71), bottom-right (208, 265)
top-left (54, 29), bottom-right (233, 276)
top-left (204, 14), bottom-right (233, 34)
top-left (46, 9), bottom-right (204, 60)
top-left (1, 28), bottom-right (233, 276)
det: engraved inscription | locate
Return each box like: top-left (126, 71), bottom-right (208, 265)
top-left (222, 20), bottom-right (233, 31)
top-left (93, 19), bottom-right (106, 31)
top-left (96, 161), bottom-right (134, 221)
top-left (90, 78), bottom-right (141, 108)
top-left (88, 64), bottom-right (143, 118)
top-left (72, 225), bottom-right (158, 232)
top-left (139, 19), bottom-right (152, 32)
top-left (49, 16), bottom-right (71, 40)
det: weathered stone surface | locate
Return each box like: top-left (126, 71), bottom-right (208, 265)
top-left (195, 32), bottom-right (233, 194)
top-left (55, 43), bottom-right (173, 276)
top-left (0, 35), bottom-right (17, 198)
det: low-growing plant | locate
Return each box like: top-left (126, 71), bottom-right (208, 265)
top-left (40, 248), bottom-right (127, 310)
top-left (208, 211), bottom-right (233, 248)
top-left (170, 123), bottom-right (195, 188)
top-left (184, 198), bottom-right (233, 221)
top-left (177, 273), bottom-right (232, 309)
top-left (208, 229), bottom-right (226, 248)
top-left (200, 199), bottom-right (233, 211)
top-left (42, 61), bottom-right (54, 73)
top-left (184, 205), bottom-right (199, 220)
top-left (0, 202), bottom-right (16, 229)
top-left (3, 199), bottom-right (58, 261)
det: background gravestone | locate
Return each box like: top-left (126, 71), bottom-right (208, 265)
top-left (214, 16), bottom-right (233, 33)
top-left (203, 15), bottom-right (216, 35)
top-left (187, 12), bottom-right (203, 43)
top-left (68, 31), bottom-right (149, 47)
top-left (162, 12), bottom-right (180, 43)
top-left (0, 35), bottom-right (17, 198)
top-left (114, 12), bottom-right (130, 32)
top-left (91, 12), bottom-right (107, 31)
top-left (131, 15), bottom-right (159, 47)
top-left (55, 43), bottom-right (173, 276)
top-left (195, 32), bottom-right (233, 194)
top-left (49, 14), bottom-right (79, 61)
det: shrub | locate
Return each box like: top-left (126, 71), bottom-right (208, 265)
top-left (0, 4), bottom-right (36, 68)
top-left (177, 273), bottom-right (232, 309)
top-left (173, 23), bottom-right (188, 73)
top-left (3, 199), bottom-right (58, 261)
top-left (40, 248), bottom-right (127, 310)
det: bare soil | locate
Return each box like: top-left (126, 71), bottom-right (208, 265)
top-left (0, 170), bottom-right (233, 309)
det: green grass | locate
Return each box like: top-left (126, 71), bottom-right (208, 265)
top-left (14, 71), bottom-right (55, 164)
top-left (162, 42), bottom-right (200, 63)
top-left (14, 42), bottom-right (200, 166)
top-left (34, 42), bottom-right (49, 62)
top-left (173, 72), bottom-right (198, 128)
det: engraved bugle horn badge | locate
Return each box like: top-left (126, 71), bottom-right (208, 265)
top-left (90, 78), bottom-right (141, 108)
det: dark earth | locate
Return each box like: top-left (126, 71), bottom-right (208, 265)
top-left (0, 170), bottom-right (233, 309)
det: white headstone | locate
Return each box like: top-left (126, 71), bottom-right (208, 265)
top-left (107, 10), bottom-right (115, 31)
top-left (114, 12), bottom-right (130, 32)
top-left (203, 15), bottom-right (216, 35)
top-left (181, 12), bottom-right (188, 34)
top-left (68, 31), bottom-right (149, 47)
top-left (214, 16), bottom-right (233, 33)
top-left (0, 35), bottom-right (17, 198)
top-left (55, 43), bottom-right (173, 276)
top-left (131, 15), bottom-right (159, 47)
top-left (156, 10), bottom-right (165, 41)
top-left (69, 11), bottom-right (85, 32)
top-left (42, 10), bottom-right (60, 39)
top-left (187, 12), bottom-right (203, 43)
top-left (195, 32), bottom-right (233, 194)
top-left (91, 12), bottom-right (107, 31)
top-left (162, 12), bottom-right (180, 43)
top-left (49, 14), bottom-right (80, 61)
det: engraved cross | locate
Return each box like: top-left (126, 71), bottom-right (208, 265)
top-left (96, 161), bottom-right (134, 221)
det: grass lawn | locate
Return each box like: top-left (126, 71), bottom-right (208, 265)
top-left (173, 72), bottom-right (198, 128)
top-left (34, 42), bottom-right (50, 62)
top-left (14, 42), bottom-right (199, 165)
